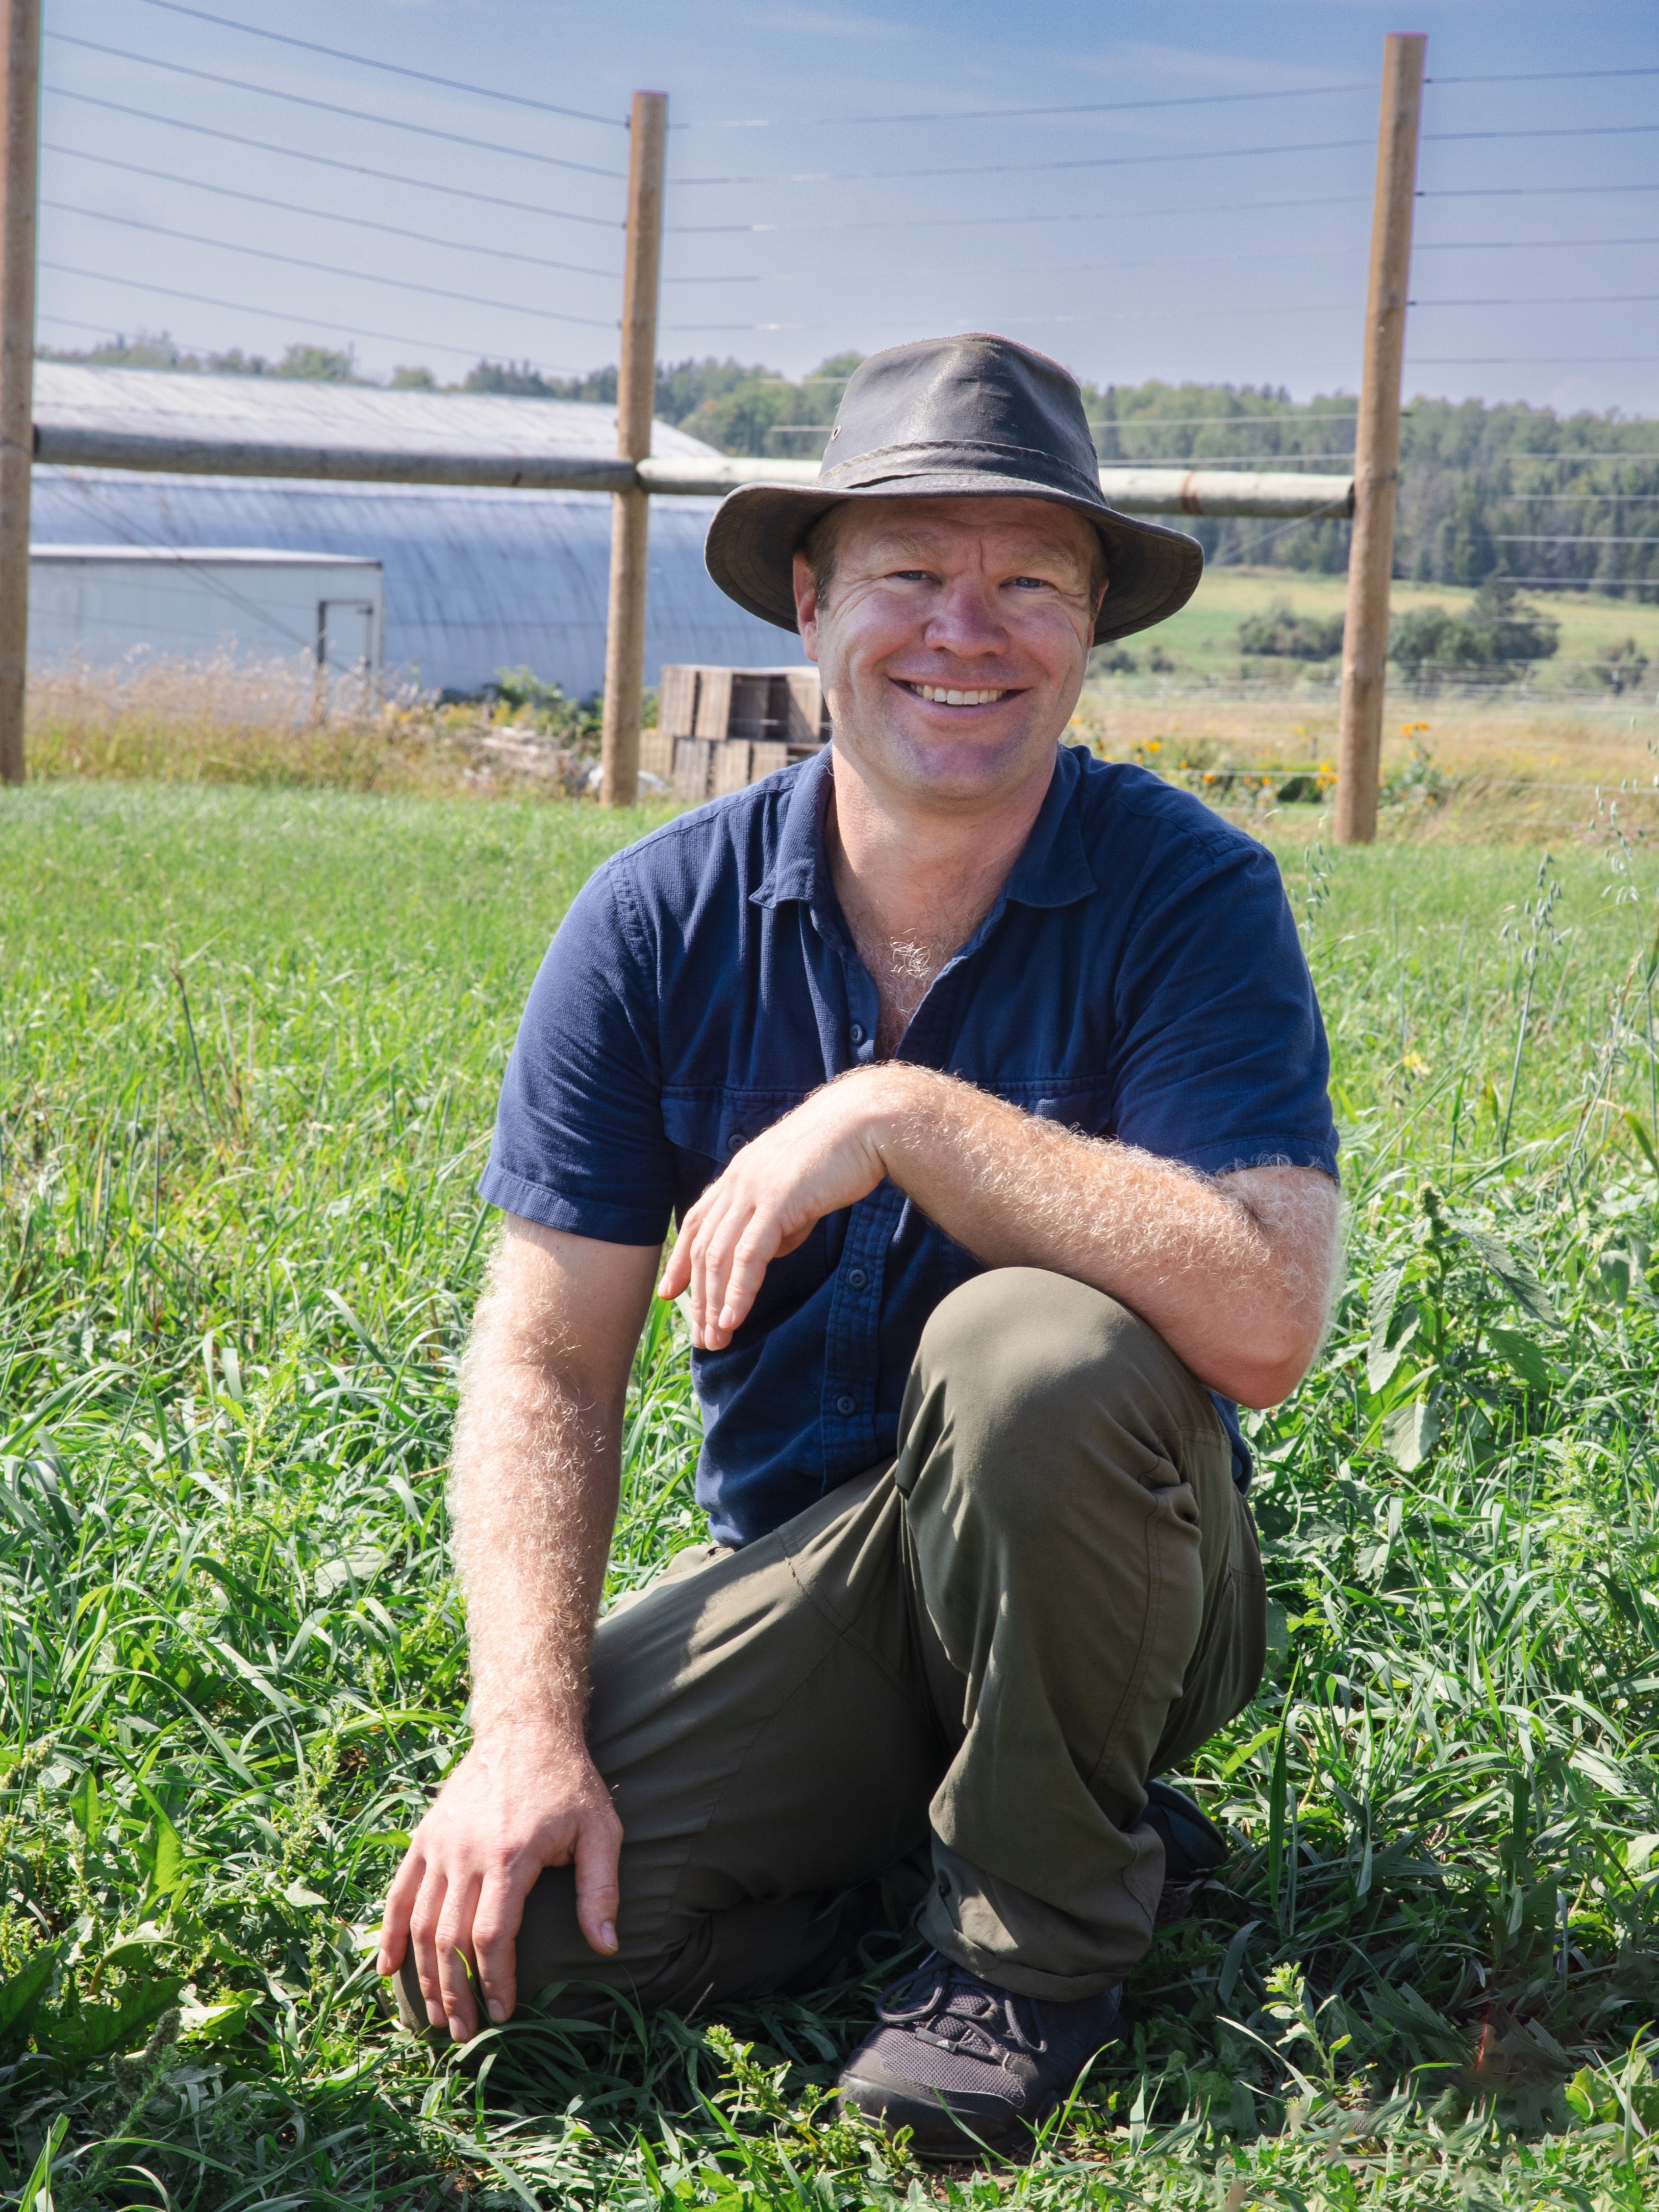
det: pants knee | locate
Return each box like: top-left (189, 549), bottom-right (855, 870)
top-left (900, 1268), bottom-right (1221, 1529)
top-left (918, 1267), bottom-right (1156, 1397)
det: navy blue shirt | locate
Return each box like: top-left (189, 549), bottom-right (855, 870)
top-left (481, 742), bottom-right (1338, 1548)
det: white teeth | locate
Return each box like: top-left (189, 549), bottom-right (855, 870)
top-left (913, 683), bottom-right (1006, 705)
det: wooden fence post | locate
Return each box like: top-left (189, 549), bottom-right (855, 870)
top-left (0, 0), bottom-right (41, 788)
top-left (1333, 31), bottom-right (1426, 846)
top-left (600, 89), bottom-right (667, 808)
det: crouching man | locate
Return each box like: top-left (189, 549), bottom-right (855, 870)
top-left (378, 334), bottom-right (1340, 2159)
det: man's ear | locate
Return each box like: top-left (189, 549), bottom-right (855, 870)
top-left (792, 550), bottom-right (822, 664)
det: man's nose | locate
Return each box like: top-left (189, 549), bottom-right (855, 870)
top-left (923, 574), bottom-right (1006, 658)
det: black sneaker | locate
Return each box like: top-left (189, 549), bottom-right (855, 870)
top-left (837, 1950), bottom-right (1121, 2160)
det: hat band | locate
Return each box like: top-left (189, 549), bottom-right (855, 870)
top-left (819, 437), bottom-right (1104, 502)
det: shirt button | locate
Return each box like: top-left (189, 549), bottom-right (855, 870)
top-left (846, 1267), bottom-right (867, 1290)
top-left (849, 1023), bottom-right (865, 1046)
top-left (835, 1393), bottom-right (856, 1416)
top-left (726, 1132), bottom-right (746, 1155)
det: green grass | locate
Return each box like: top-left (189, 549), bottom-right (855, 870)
top-left (8, 783), bottom-right (1659, 2207)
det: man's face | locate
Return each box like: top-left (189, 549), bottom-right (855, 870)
top-left (793, 495), bottom-right (1104, 808)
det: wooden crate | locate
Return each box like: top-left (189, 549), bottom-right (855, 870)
top-left (653, 735), bottom-right (791, 802)
top-left (647, 664), bottom-right (830, 799)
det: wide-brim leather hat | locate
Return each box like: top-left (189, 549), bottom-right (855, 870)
top-left (704, 333), bottom-right (1203, 646)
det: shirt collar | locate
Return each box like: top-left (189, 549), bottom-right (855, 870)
top-left (752, 738), bottom-right (1098, 915)
top-left (752, 739), bottom-right (835, 911)
top-left (1001, 743), bottom-right (1097, 908)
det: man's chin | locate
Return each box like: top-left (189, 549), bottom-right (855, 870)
top-left (847, 720), bottom-right (1057, 805)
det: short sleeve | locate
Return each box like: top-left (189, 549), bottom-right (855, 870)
top-left (478, 859), bottom-right (678, 1244)
top-left (1110, 837), bottom-right (1338, 1181)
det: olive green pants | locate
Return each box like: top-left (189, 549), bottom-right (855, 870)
top-left (402, 1267), bottom-right (1265, 2027)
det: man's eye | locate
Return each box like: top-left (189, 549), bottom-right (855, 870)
top-left (1011, 575), bottom-right (1052, 591)
top-left (891, 569), bottom-right (932, 582)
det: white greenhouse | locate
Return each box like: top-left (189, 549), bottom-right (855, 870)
top-left (29, 547), bottom-right (384, 677)
top-left (26, 365), bottom-right (802, 697)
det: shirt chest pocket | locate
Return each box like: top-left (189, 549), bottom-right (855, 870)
top-left (661, 1087), bottom-right (809, 1204)
top-left (983, 1078), bottom-right (1115, 1139)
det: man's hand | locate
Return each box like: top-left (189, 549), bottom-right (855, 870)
top-left (377, 1722), bottom-right (622, 2042)
top-left (660, 1072), bottom-right (892, 1350)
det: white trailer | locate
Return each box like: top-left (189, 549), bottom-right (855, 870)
top-left (26, 545), bottom-right (384, 682)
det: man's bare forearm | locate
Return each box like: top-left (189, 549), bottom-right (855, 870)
top-left (450, 1338), bottom-right (617, 1742)
top-left (449, 1223), bottom-right (650, 1742)
top-left (869, 1067), bottom-right (1339, 1403)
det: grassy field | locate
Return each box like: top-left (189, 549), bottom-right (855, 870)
top-left (7, 782), bottom-right (1659, 2207)
top-left (1127, 570), bottom-right (1659, 695)
top-left (1075, 575), bottom-right (1659, 839)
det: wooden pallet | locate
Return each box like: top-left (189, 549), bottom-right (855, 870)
top-left (641, 663), bottom-right (830, 800)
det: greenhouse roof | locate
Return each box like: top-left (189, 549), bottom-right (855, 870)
top-left (31, 365), bottom-right (720, 464)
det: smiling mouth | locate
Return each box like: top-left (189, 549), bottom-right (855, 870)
top-left (898, 680), bottom-right (1018, 706)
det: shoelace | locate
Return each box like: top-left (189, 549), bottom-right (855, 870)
top-left (876, 1952), bottom-right (1047, 2064)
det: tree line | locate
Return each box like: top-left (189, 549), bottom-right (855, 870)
top-left (382, 352), bottom-right (1659, 603)
top-left (41, 334), bottom-right (1659, 602)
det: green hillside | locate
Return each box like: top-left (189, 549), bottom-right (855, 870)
top-left (1088, 568), bottom-right (1659, 696)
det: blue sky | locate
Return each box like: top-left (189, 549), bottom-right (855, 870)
top-left (36, 0), bottom-right (1659, 418)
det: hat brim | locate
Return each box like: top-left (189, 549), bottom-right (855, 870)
top-left (703, 471), bottom-right (1203, 647)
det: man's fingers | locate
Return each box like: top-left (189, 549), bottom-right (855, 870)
top-left (682, 1183), bottom-right (732, 1343)
top-left (574, 1808), bottom-right (623, 1958)
top-left (719, 1217), bottom-right (783, 1332)
top-left (697, 1221), bottom-right (737, 1344)
top-left (663, 1165), bottom-right (793, 1345)
top-left (434, 1872), bottom-right (483, 2041)
top-left (377, 1845), bottom-right (424, 1975)
top-left (687, 1211), bottom-right (711, 1345)
top-left (691, 1194), bottom-right (746, 1348)
top-left (696, 1194), bottom-right (768, 1346)
top-left (407, 1874), bottom-right (449, 2028)
top-left (472, 1873), bottom-right (528, 2028)
top-left (658, 1232), bottom-right (691, 1301)
top-left (659, 1192), bottom-right (710, 1303)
